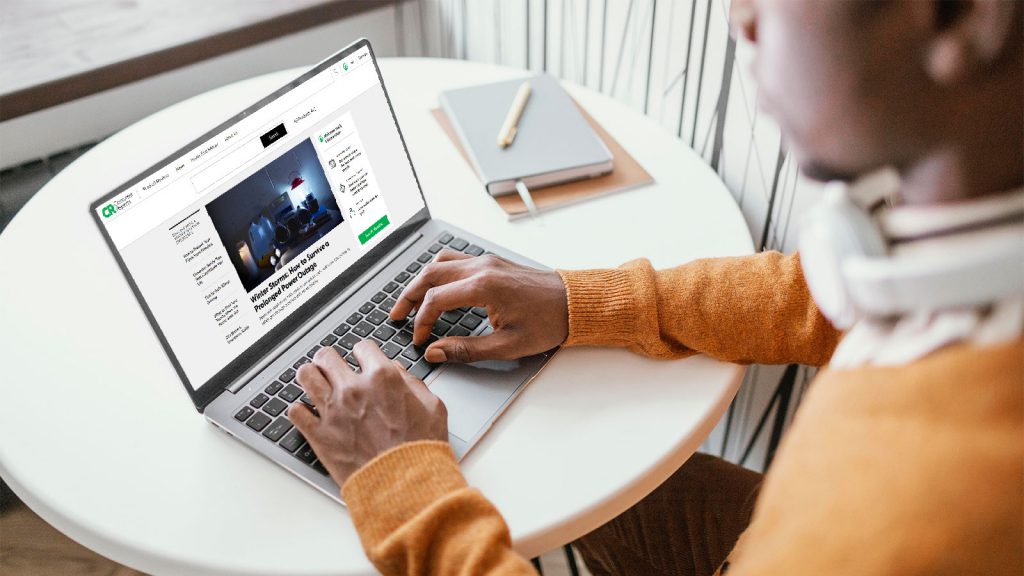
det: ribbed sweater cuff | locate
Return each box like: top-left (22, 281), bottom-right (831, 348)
top-left (342, 440), bottom-right (467, 547)
top-left (557, 268), bottom-right (641, 347)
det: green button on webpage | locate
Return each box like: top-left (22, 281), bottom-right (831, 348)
top-left (358, 215), bottom-right (390, 245)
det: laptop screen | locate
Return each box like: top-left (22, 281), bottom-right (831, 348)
top-left (94, 43), bottom-right (425, 396)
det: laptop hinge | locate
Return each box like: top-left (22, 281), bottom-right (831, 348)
top-left (224, 231), bottom-right (424, 394)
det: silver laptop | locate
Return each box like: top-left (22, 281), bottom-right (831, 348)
top-left (90, 39), bottom-right (553, 503)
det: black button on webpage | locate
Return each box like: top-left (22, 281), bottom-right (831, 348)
top-left (260, 123), bottom-right (288, 148)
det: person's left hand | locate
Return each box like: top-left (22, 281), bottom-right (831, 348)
top-left (288, 341), bottom-right (448, 485)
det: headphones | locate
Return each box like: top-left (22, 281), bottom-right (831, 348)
top-left (798, 171), bottom-right (1024, 330)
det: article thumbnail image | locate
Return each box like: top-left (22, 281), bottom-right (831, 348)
top-left (206, 138), bottom-right (342, 293)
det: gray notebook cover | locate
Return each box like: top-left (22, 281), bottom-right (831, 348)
top-left (439, 74), bottom-right (612, 196)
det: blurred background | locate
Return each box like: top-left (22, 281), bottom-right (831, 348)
top-left (1, 1), bottom-right (822, 573)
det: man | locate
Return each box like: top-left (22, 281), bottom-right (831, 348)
top-left (287, 0), bottom-right (1023, 574)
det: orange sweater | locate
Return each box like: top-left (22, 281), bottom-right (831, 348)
top-left (342, 252), bottom-right (1023, 575)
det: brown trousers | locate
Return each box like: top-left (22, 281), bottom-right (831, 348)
top-left (574, 453), bottom-right (763, 576)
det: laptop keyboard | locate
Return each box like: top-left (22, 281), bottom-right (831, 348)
top-left (232, 231), bottom-right (488, 476)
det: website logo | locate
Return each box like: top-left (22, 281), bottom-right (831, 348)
top-left (101, 204), bottom-right (117, 218)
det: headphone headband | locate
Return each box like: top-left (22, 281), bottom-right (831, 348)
top-left (800, 175), bottom-right (1024, 328)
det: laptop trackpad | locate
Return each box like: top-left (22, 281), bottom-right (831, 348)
top-left (429, 358), bottom-right (531, 442)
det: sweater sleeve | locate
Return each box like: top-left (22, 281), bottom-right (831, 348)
top-left (557, 251), bottom-right (840, 367)
top-left (342, 440), bottom-right (536, 576)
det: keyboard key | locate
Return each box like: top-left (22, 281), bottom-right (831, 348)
top-left (460, 315), bottom-right (483, 330)
top-left (295, 443), bottom-right (317, 464)
top-left (450, 238), bottom-right (469, 251)
top-left (396, 356), bottom-right (413, 370)
top-left (383, 281), bottom-right (400, 294)
top-left (263, 398), bottom-right (287, 416)
top-left (371, 292), bottom-right (387, 304)
top-left (409, 360), bottom-right (433, 380)
top-left (439, 233), bottom-right (453, 244)
top-left (293, 357), bottom-right (311, 369)
top-left (380, 342), bottom-right (403, 359)
top-left (346, 354), bottom-right (360, 368)
top-left (380, 298), bottom-right (397, 313)
top-left (332, 324), bottom-right (351, 337)
top-left (337, 332), bottom-right (361, 349)
top-left (428, 243), bottom-right (443, 254)
top-left (262, 416), bottom-right (293, 442)
top-left (264, 381), bottom-right (283, 396)
top-left (417, 252), bottom-right (432, 264)
top-left (312, 461), bottom-right (329, 476)
top-left (471, 307), bottom-right (488, 318)
top-left (440, 310), bottom-right (462, 324)
top-left (351, 322), bottom-right (374, 338)
top-left (250, 393), bottom-right (269, 408)
top-left (246, 412), bottom-right (272, 431)
top-left (372, 325), bottom-right (397, 341)
top-left (365, 309), bottom-right (389, 325)
top-left (279, 384), bottom-right (302, 403)
top-left (346, 312), bottom-right (363, 325)
top-left (357, 302), bottom-right (374, 315)
top-left (458, 306), bottom-right (471, 313)
top-left (466, 245), bottom-right (484, 256)
top-left (448, 326), bottom-right (471, 337)
top-left (401, 345), bottom-right (423, 362)
top-left (388, 315), bottom-right (410, 328)
top-left (431, 320), bottom-right (453, 337)
top-left (299, 393), bottom-right (315, 408)
top-left (395, 271), bottom-right (411, 283)
top-left (279, 428), bottom-right (305, 453)
top-left (234, 406), bottom-right (254, 421)
top-left (320, 334), bottom-right (338, 347)
top-left (393, 330), bottom-right (413, 346)
top-left (406, 262), bottom-right (421, 273)
top-left (307, 345), bottom-right (321, 358)
top-left (279, 368), bottom-right (296, 383)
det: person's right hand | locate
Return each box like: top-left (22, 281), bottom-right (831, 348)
top-left (389, 249), bottom-right (569, 363)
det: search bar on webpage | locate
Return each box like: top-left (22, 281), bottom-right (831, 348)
top-left (190, 136), bottom-right (267, 193)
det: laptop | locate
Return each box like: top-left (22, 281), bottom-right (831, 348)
top-left (89, 39), bottom-right (553, 503)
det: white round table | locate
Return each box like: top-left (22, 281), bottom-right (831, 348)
top-left (0, 58), bottom-right (753, 575)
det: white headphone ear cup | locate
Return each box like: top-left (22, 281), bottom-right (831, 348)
top-left (799, 186), bottom-right (887, 329)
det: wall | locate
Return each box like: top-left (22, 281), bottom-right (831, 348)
top-left (394, 0), bottom-right (824, 471)
top-left (0, 5), bottom-right (399, 169)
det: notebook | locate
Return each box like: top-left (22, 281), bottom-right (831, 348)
top-left (438, 74), bottom-right (613, 197)
top-left (432, 104), bottom-right (654, 219)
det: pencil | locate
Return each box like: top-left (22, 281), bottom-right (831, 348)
top-left (497, 82), bottom-right (532, 148)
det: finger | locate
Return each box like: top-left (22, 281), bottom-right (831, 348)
top-left (412, 277), bottom-right (485, 344)
top-left (312, 346), bottom-right (354, 391)
top-left (390, 258), bottom-right (476, 320)
top-left (395, 363), bottom-right (442, 405)
top-left (434, 248), bottom-right (474, 263)
top-left (351, 339), bottom-right (393, 378)
top-left (425, 332), bottom-right (510, 364)
top-left (295, 362), bottom-right (333, 407)
top-left (288, 403), bottom-right (320, 437)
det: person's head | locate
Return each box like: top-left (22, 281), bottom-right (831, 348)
top-left (730, 0), bottom-right (1023, 203)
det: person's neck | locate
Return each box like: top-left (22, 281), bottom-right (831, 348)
top-left (900, 144), bottom-right (1023, 206)
top-left (899, 72), bottom-right (1023, 206)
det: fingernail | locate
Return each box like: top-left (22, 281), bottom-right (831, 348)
top-left (425, 347), bottom-right (447, 363)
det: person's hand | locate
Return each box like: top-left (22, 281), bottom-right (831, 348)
top-left (288, 342), bottom-right (448, 485)
top-left (389, 249), bottom-right (569, 363)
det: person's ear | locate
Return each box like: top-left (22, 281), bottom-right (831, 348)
top-left (925, 0), bottom-right (1020, 85)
